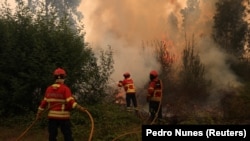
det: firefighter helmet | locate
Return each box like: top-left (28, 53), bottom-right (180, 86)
top-left (150, 70), bottom-right (158, 77)
top-left (123, 72), bottom-right (130, 78)
top-left (53, 68), bottom-right (66, 78)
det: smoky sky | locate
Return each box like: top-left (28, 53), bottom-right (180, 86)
top-left (5, 0), bottom-right (242, 89)
top-left (79, 0), bottom-right (242, 90)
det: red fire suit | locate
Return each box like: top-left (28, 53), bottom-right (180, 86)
top-left (147, 78), bottom-right (163, 122)
top-left (38, 82), bottom-right (78, 141)
top-left (118, 78), bottom-right (137, 111)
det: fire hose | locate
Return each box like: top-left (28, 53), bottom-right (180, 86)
top-left (111, 128), bottom-right (141, 141)
top-left (149, 98), bottom-right (162, 125)
top-left (15, 105), bottom-right (94, 141)
top-left (112, 97), bottom-right (163, 141)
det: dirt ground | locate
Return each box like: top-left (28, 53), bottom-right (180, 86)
top-left (0, 127), bottom-right (48, 141)
top-left (0, 125), bottom-right (81, 141)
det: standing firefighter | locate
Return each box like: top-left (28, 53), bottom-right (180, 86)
top-left (147, 70), bottom-right (163, 123)
top-left (36, 68), bottom-right (86, 141)
top-left (118, 72), bottom-right (138, 112)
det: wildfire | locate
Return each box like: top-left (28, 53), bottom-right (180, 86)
top-left (156, 36), bottom-right (179, 67)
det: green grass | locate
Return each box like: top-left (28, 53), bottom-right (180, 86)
top-left (2, 103), bottom-right (246, 141)
top-left (0, 103), bottom-right (144, 141)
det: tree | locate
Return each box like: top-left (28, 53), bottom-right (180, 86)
top-left (179, 37), bottom-right (211, 104)
top-left (0, 2), bottom-right (114, 116)
top-left (13, 0), bottom-right (83, 30)
top-left (153, 39), bottom-right (176, 105)
top-left (213, 0), bottom-right (248, 56)
top-left (180, 0), bottom-right (200, 31)
top-left (74, 46), bottom-right (114, 105)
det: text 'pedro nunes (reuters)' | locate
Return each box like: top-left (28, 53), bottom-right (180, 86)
top-left (141, 125), bottom-right (250, 141)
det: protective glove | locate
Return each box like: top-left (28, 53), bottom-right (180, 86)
top-left (76, 104), bottom-right (87, 111)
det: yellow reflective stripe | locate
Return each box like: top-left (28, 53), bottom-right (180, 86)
top-left (46, 99), bottom-right (66, 103)
top-left (66, 97), bottom-right (74, 102)
top-left (48, 110), bottom-right (70, 118)
top-left (49, 110), bottom-right (70, 114)
top-left (48, 115), bottom-right (70, 118)
top-left (127, 89), bottom-right (136, 93)
top-left (38, 107), bottom-right (45, 111)
top-left (73, 102), bottom-right (77, 108)
top-left (52, 84), bottom-right (60, 87)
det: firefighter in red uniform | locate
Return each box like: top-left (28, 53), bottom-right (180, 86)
top-left (147, 70), bottom-right (163, 123)
top-left (118, 72), bottom-right (137, 112)
top-left (36, 68), bottom-right (86, 141)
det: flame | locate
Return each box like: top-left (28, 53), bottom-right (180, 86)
top-left (158, 36), bottom-right (179, 66)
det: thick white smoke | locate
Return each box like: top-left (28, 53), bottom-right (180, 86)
top-left (79, 0), bottom-right (186, 88)
top-left (79, 0), bottom-right (242, 91)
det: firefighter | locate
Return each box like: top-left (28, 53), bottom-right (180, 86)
top-left (147, 70), bottom-right (163, 123)
top-left (36, 67), bottom-right (86, 141)
top-left (118, 72), bottom-right (137, 112)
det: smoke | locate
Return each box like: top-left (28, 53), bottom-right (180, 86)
top-left (78, 0), bottom-right (242, 91)
top-left (79, 0), bottom-right (184, 88)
